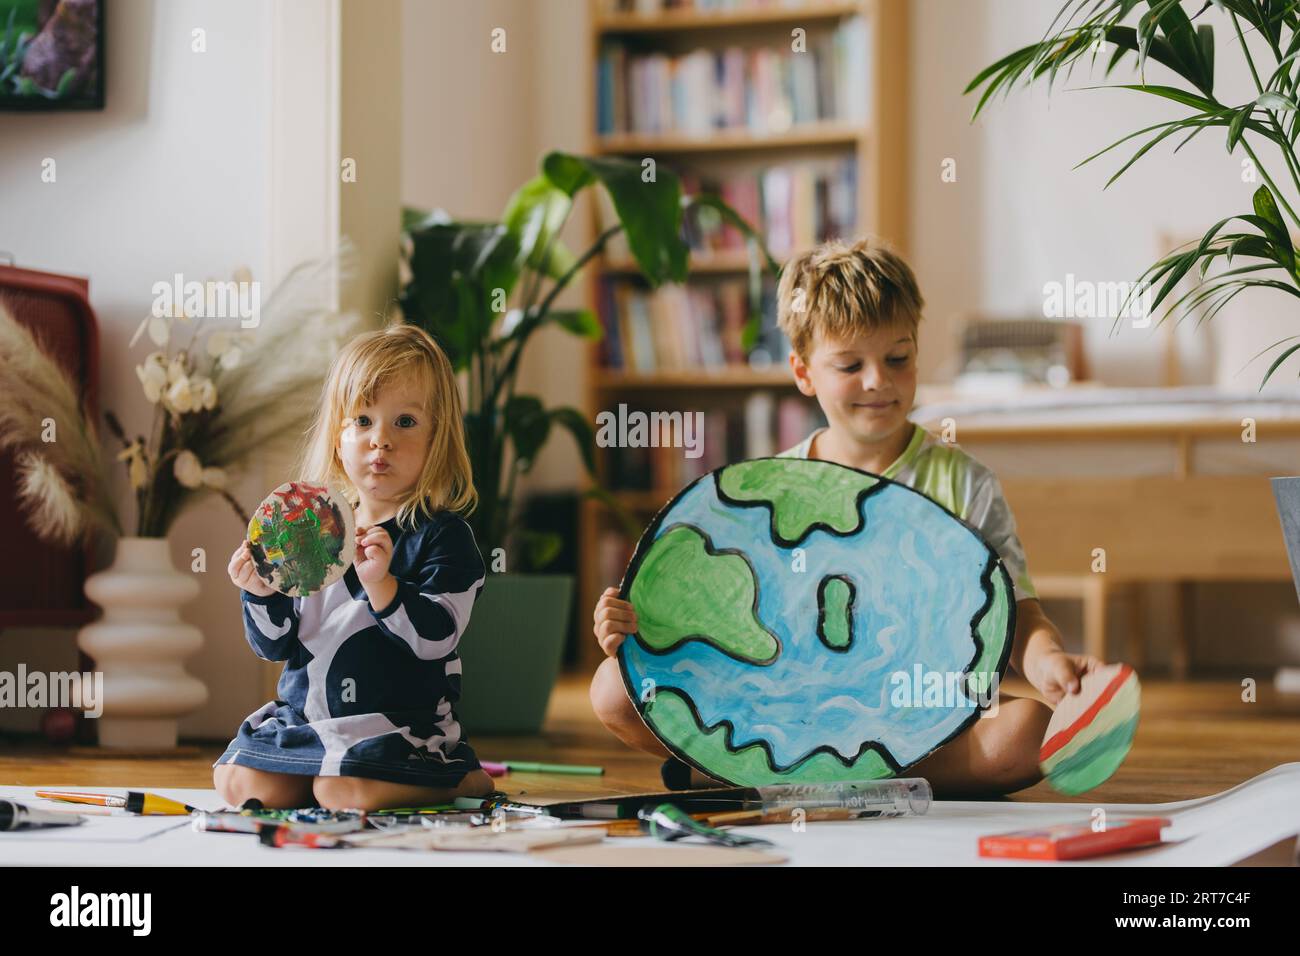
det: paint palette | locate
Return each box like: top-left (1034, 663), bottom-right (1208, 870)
top-left (247, 481), bottom-right (355, 597)
top-left (1039, 662), bottom-right (1141, 795)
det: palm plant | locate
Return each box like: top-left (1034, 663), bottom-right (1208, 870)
top-left (967, 0), bottom-right (1300, 386)
top-left (400, 150), bottom-right (776, 570)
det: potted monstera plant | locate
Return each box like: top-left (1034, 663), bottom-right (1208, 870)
top-left (400, 150), bottom-right (775, 733)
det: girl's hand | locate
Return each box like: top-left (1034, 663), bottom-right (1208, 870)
top-left (354, 524), bottom-right (394, 585)
top-left (594, 586), bottom-right (638, 657)
top-left (228, 540), bottom-right (276, 597)
top-left (1029, 649), bottom-right (1104, 706)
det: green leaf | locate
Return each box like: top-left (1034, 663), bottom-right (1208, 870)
top-left (1261, 341), bottom-right (1300, 389)
top-left (1227, 105), bottom-right (1251, 151)
top-left (541, 152), bottom-right (688, 286)
top-left (547, 308), bottom-right (602, 340)
top-left (503, 395), bottom-right (549, 471)
top-left (501, 175), bottom-right (577, 281)
top-left (547, 406), bottom-right (596, 475)
top-left (1256, 91), bottom-right (1299, 112)
top-left (399, 221), bottom-right (519, 370)
top-left (1092, 83), bottom-right (1220, 112)
top-left (1197, 23), bottom-right (1214, 89)
top-left (516, 529), bottom-right (563, 572)
top-left (1250, 187), bottom-right (1295, 275)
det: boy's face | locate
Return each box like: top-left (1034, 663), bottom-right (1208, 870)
top-left (337, 376), bottom-right (431, 510)
top-left (790, 320), bottom-right (918, 445)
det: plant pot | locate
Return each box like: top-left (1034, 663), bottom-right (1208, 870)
top-left (455, 573), bottom-right (573, 735)
top-left (76, 537), bottom-right (208, 749)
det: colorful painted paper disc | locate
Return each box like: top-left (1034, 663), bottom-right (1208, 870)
top-left (618, 457), bottom-right (1017, 788)
top-left (1039, 662), bottom-right (1140, 795)
top-left (247, 480), bottom-right (355, 597)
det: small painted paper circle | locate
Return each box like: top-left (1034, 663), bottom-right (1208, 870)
top-left (617, 457), bottom-right (1017, 788)
top-left (246, 480), bottom-right (355, 597)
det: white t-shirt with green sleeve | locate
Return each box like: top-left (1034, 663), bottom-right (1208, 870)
top-left (776, 423), bottom-right (1038, 603)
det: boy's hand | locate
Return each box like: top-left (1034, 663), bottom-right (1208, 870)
top-left (354, 524), bottom-right (395, 586)
top-left (594, 586), bottom-right (637, 656)
top-left (1027, 647), bottom-right (1103, 706)
top-left (228, 540), bottom-right (276, 597)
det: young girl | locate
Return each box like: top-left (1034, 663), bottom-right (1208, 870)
top-left (214, 324), bottom-right (494, 811)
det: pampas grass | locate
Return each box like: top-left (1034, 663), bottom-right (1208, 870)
top-left (113, 241), bottom-right (372, 537)
top-left (0, 302), bottom-right (121, 546)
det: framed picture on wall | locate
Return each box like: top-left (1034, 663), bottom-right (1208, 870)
top-left (0, 0), bottom-right (104, 111)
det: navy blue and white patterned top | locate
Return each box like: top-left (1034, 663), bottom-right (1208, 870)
top-left (213, 508), bottom-right (487, 787)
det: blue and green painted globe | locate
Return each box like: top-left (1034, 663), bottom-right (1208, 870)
top-left (618, 457), bottom-right (1016, 787)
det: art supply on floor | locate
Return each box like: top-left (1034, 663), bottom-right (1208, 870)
top-left (258, 825), bottom-right (349, 849)
top-left (532, 786), bottom-right (758, 820)
top-left (636, 803), bottom-right (774, 848)
top-left (480, 761), bottom-right (507, 777)
top-left (1039, 662), bottom-right (1141, 795)
top-left (36, 789), bottom-right (196, 815)
top-left (534, 843), bottom-right (788, 866)
top-left (978, 817), bottom-right (1172, 861)
top-left (367, 803), bottom-right (459, 816)
top-left (192, 807), bottom-right (367, 835)
top-left (502, 760), bottom-right (604, 775)
top-left (0, 800), bottom-right (86, 830)
top-left (455, 794), bottom-right (552, 817)
top-left (750, 778), bottom-right (932, 823)
top-left (337, 825), bottom-right (604, 853)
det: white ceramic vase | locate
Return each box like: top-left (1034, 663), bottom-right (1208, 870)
top-left (76, 537), bottom-right (209, 749)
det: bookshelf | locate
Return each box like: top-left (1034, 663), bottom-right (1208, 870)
top-left (577, 0), bottom-right (910, 672)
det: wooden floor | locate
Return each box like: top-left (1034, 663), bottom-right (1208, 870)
top-left (3, 673), bottom-right (1300, 810)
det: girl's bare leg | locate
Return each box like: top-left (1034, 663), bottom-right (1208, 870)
top-left (312, 768), bottom-right (495, 811)
top-left (214, 763), bottom-right (316, 809)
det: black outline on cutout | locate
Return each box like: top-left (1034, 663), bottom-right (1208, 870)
top-left (627, 522), bottom-right (781, 666)
top-left (713, 458), bottom-right (888, 548)
top-left (816, 574), bottom-right (856, 652)
top-left (643, 684), bottom-right (908, 777)
top-left (615, 456), bottom-right (1018, 784)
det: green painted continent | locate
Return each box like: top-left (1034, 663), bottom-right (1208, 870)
top-left (718, 458), bottom-right (879, 544)
top-left (630, 525), bottom-right (778, 664)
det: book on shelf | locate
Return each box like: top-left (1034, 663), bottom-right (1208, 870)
top-left (597, 274), bottom-right (787, 374)
top-left (600, 0), bottom-right (849, 14)
top-left (679, 160), bottom-right (857, 260)
top-left (597, 159), bottom-right (857, 266)
top-left (600, 396), bottom-right (825, 494)
top-left (595, 15), bottom-right (869, 138)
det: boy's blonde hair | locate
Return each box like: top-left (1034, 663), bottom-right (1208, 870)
top-left (298, 324), bottom-right (476, 528)
top-left (776, 236), bottom-right (924, 361)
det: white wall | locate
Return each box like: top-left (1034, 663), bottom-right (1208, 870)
top-left (0, 0), bottom-right (274, 738)
top-left (0, 0), bottom-right (403, 740)
top-left (911, 0), bottom-right (1295, 390)
top-left (910, 0), bottom-right (1300, 667)
top-left (402, 0), bottom-right (602, 495)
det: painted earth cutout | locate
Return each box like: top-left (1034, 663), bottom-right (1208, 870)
top-left (618, 457), bottom-right (1016, 787)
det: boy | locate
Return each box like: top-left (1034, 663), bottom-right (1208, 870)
top-left (590, 237), bottom-right (1102, 796)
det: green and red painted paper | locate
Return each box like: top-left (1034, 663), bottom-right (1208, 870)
top-left (247, 481), bottom-right (355, 597)
top-left (618, 457), bottom-right (1017, 788)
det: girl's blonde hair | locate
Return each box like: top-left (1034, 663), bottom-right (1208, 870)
top-left (298, 324), bottom-right (476, 528)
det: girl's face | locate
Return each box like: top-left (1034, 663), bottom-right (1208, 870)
top-left (337, 376), bottom-right (432, 510)
top-left (791, 321), bottom-right (918, 445)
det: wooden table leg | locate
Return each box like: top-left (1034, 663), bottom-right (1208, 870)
top-left (1082, 575), bottom-right (1108, 663)
top-left (1126, 582), bottom-right (1146, 671)
top-left (1169, 581), bottom-right (1194, 680)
